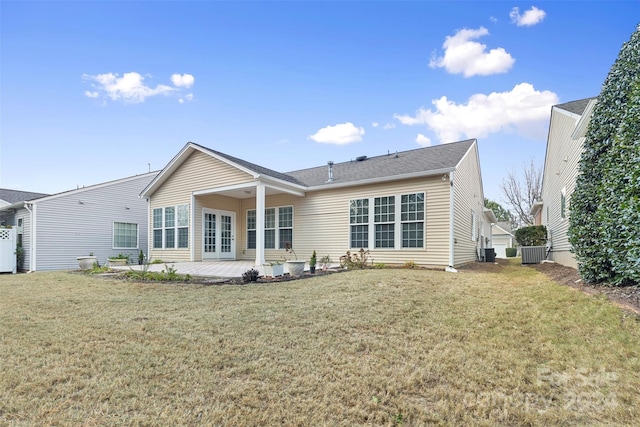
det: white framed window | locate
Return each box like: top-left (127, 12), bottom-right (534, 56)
top-left (113, 222), bottom-right (138, 249)
top-left (401, 193), bottom-right (424, 248)
top-left (153, 204), bottom-right (189, 249)
top-left (278, 206), bottom-right (293, 249)
top-left (246, 205), bottom-right (294, 250)
top-left (349, 192), bottom-right (425, 250)
top-left (350, 198), bottom-right (369, 248)
top-left (375, 196), bottom-right (395, 248)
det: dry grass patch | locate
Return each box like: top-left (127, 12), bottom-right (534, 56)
top-left (1, 263), bottom-right (639, 426)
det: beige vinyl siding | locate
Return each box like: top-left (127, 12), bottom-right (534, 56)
top-left (540, 108), bottom-right (583, 268)
top-left (241, 177), bottom-right (450, 268)
top-left (452, 143), bottom-right (485, 266)
top-left (149, 150), bottom-right (254, 262)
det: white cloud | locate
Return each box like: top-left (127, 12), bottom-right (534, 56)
top-left (372, 122), bottom-right (379, 128)
top-left (308, 122), bottom-right (365, 145)
top-left (82, 72), bottom-right (176, 103)
top-left (429, 27), bottom-right (515, 77)
top-left (84, 91), bottom-right (99, 98)
top-left (510, 6), bottom-right (546, 27)
top-left (394, 83), bottom-right (559, 142)
top-left (415, 134), bottom-right (431, 147)
top-left (171, 73), bottom-right (195, 88)
top-left (383, 123), bottom-right (396, 130)
top-left (178, 93), bottom-right (194, 104)
top-left (489, 16), bottom-right (498, 24)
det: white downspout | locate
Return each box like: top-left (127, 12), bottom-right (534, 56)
top-left (255, 183), bottom-right (265, 266)
top-left (24, 202), bottom-right (35, 272)
top-left (446, 171), bottom-right (457, 273)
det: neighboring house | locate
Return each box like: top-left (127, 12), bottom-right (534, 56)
top-left (141, 140), bottom-right (493, 269)
top-left (491, 221), bottom-right (515, 258)
top-left (533, 97), bottom-right (597, 268)
top-left (0, 172), bottom-right (158, 271)
top-left (0, 189), bottom-right (49, 210)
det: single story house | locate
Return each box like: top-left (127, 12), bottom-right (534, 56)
top-left (491, 221), bottom-right (514, 258)
top-left (0, 172), bottom-right (158, 271)
top-left (533, 97), bottom-right (597, 268)
top-left (141, 139), bottom-right (493, 270)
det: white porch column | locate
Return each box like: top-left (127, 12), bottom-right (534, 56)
top-left (255, 183), bottom-right (266, 266)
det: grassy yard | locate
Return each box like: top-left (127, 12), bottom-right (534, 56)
top-left (1, 261), bottom-right (639, 426)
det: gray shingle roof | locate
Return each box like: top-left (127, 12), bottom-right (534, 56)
top-left (0, 188), bottom-right (49, 204)
top-left (191, 142), bottom-right (305, 186)
top-left (555, 97), bottom-right (597, 115)
top-left (286, 139), bottom-right (475, 186)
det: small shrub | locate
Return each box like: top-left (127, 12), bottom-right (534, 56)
top-left (505, 247), bottom-right (517, 257)
top-left (88, 263), bottom-right (111, 274)
top-left (401, 261), bottom-right (418, 269)
top-left (373, 263), bottom-right (386, 269)
top-left (150, 259), bottom-right (165, 264)
top-left (121, 264), bottom-right (191, 282)
top-left (339, 249), bottom-right (371, 269)
top-left (242, 268), bottom-right (259, 283)
top-left (514, 225), bottom-right (547, 246)
top-left (110, 253), bottom-right (130, 260)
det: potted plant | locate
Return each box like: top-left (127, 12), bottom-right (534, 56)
top-left (319, 255), bottom-right (332, 271)
top-left (309, 250), bottom-right (317, 274)
top-left (263, 261), bottom-right (284, 277)
top-left (108, 253), bottom-right (130, 266)
top-left (77, 252), bottom-right (98, 270)
top-left (284, 242), bottom-right (305, 277)
top-left (138, 250), bottom-right (145, 265)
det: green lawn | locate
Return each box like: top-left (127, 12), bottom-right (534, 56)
top-left (1, 262), bottom-right (639, 426)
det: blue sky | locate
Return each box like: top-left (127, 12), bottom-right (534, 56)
top-left (1, 1), bottom-right (638, 204)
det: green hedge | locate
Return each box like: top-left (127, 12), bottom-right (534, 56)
top-left (568, 24), bottom-right (640, 286)
top-left (514, 225), bottom-right (547, 247)
top-left (506, 248), bottom-right (517, 258)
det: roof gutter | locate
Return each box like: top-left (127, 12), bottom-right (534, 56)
top-left (306, 167), bottom-right (456, 192)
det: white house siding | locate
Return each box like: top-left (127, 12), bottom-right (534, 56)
top-left (452, 143), bottom-right (485, 266)
top-left (541, 108), bottom-right (584, 268)
top-left (9, 208), bottom-right (32, 270)
top-left (26, 173), bottom-right (156, 270)
top-left (148, 150), bottom-right (254, 262)
top-left (239, 176), bottom-right (451, 268)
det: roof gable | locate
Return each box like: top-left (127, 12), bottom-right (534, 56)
top-left (142, 139), bottom-right (477, 197)
top-left (554, 97), bottom-right (597, 116)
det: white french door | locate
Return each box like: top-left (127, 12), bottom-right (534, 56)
top-left (202, 209), bottom-right (236, 260)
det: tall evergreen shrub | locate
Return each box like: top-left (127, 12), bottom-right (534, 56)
top-left (569, 24), bottom-right (640, 285)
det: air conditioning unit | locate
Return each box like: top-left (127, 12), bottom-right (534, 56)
top-left (521, 246), bottom-right (546, 264)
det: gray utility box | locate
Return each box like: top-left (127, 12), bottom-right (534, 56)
top-left (521, 246), bottom-right (546, 264)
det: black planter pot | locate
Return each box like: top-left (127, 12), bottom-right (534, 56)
top-left (310, 266), bottom-right (316, 274)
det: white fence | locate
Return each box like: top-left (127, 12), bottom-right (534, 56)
top-left (0, 227), bottom-right (17, 273)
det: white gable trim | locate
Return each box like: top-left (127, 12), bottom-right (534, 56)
top-left (141, 142), bottom-right (261, 198)
top-left (571, 99), bottom-right (597, 140)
